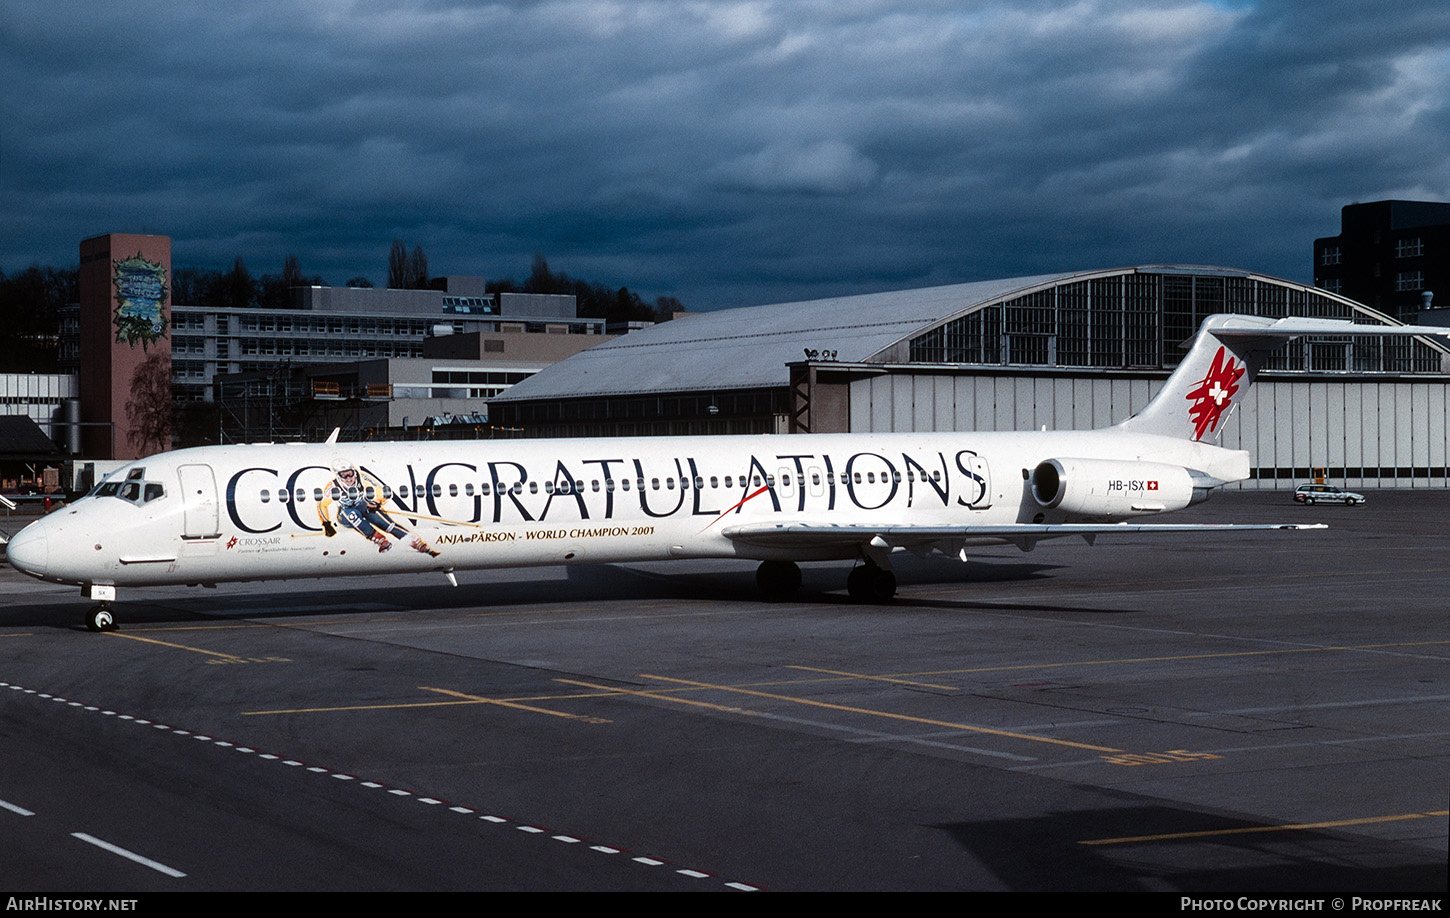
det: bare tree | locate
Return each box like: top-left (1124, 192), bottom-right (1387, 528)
top-left (125, 351), bottom-right (172, 454)
top-left (221, 257), bottom-right (256, 309)
top-left (281, 253), bottom-right (305, 288)
top-left (487, 255), bottom-right (688, 325)
top-left (408, 246), bottom-right (429, 289)
top-left (526, 253), bottom-right (557, 293)
top-left (171, 267), bottom-right (209, 307)
top-left (388, 239), bottom-right (409, 289)
top-left (260, 254), bottom-right (322, 309)
top-left (0, 264), bottom-right (77, 371)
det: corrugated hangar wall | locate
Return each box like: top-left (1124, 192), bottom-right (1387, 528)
top-left (848, 374), bottom-right (1450, 490)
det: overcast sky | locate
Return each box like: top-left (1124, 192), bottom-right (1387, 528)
top-left (3, 0), bottom-right (1448, 310)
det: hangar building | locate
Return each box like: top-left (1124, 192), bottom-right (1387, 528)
top-left (490, 265), bottom-right (1450, 490)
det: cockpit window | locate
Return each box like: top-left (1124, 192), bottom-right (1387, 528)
top-left (91, 474), bottom-right (165, 505)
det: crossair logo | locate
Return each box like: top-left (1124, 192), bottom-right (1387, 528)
top-left (1185, 345), bottom-right (1245, 440)
top-left (226, 536), bottom-right (281, 550)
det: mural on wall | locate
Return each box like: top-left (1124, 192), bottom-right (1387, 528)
top-left (112, 252), bottom-right (169, 348)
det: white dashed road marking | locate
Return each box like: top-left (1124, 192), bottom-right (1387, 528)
top-left (1, 679), bottom-right (761, 891)
top-left (71, 832), bottom-right (188, 878)
top-left (0, 797), bottom-right (36, 817)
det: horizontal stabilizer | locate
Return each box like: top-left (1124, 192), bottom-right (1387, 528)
top-left (1212, 317), bottom-right (1450, 339)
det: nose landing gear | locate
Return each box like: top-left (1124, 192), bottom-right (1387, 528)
top-left (85, 604), bottom-right (118, 633)
top-left (81, 585), bottom-right (119, 632)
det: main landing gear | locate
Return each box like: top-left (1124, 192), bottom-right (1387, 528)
top-left (85, 604), bottom-right (118, 633)
top-left (846, 561), bottom-right (896, 604)
top-left (755, 560), bottom-right (802, 599)
top-left (752, 559), bottom-right (898, 604)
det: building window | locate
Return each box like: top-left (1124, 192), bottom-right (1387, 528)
top-left (1396, 237), bottom-right (1423, 258)
top-left (900, 272), bottom-right (1450, 374)
top-left (1320, 246), bottom-right (1341, 266)
top-left (1395, 271), bottom-right (1423, 292)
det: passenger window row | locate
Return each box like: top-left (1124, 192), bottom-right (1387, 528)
top-left (252, 468), bottom-right (943, 503)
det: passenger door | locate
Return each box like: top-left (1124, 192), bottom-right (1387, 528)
top-left (177, 464), bottom-right (221, 539)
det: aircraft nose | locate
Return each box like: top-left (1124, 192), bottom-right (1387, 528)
top-left (5, 521), bottom-right (48, 578)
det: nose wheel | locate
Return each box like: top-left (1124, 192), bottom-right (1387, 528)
top-left (85, 604), bottom-right (118, 633)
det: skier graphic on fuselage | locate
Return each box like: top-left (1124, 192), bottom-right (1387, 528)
top-left (318, 459), bottom-right (439, 557)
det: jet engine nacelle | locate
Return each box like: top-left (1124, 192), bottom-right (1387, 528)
top-left (1030, 458), bottom-right (1197, 517)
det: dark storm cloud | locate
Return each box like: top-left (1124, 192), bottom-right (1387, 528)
top-left (3, 0), bottom-right (1447, 308)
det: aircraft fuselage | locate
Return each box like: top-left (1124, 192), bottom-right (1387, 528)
top-left (8, 429), bottom-right (1243, 590)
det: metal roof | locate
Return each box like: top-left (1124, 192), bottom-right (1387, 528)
top-left (492, 270), bottom-right (1083, 401)
top-left (0, 415), bottom-right (61, 458)
top-left (492, 264), bottom-right (1427, 404)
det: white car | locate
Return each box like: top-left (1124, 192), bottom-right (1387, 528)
top-left (1293, 483), bottom-right (1365, 505)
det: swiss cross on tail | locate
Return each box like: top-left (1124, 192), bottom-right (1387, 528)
top-left (1185, 345), bottom-right (1245, 440)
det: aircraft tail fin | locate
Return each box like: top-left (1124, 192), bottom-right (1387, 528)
top-left (1117, 314), bottom-right (1450, 441)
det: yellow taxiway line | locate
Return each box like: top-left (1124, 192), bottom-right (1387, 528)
top-left (106, 631), bottom-right (253, 664)
top-left (634, 673), bottom-right (1123, 753)
top-left (418, 685), bottom-right (610, 724)
top-left (790, 639), bottom-right (1450, 685)
top-left (1080, 810), bottom-right (1450, 846)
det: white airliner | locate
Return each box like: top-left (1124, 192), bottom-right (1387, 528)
top-left (7, 314), bottom-right (1446, 632)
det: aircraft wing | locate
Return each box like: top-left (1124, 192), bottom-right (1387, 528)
top-left (720, 520), bottom-right (1326, 554)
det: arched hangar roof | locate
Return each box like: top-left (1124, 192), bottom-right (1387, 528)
top-left (491, 265), bottom-right (1426, 403)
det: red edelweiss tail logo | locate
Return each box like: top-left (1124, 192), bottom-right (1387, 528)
top-left (1185, 346), bottom-right (1245, 440)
